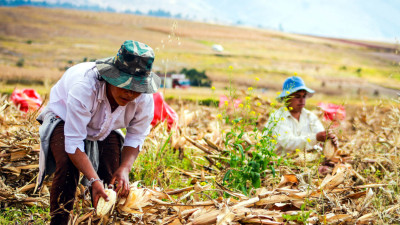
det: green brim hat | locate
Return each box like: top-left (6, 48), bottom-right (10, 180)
top-left (96, 40), bottom-right (161, 93)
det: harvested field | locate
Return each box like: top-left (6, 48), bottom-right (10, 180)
top-left (1, 92), bottom-right (399, 224)
top-left (0, 6), bottom-right (399, 224)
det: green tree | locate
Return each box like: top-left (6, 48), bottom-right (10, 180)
top-left (180, 68), bottom-right (212, 87)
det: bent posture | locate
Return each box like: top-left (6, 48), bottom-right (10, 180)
top-left (36, 40), bottom-right (160, 224)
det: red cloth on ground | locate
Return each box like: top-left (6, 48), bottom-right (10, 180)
top-left (151, 92), bottom-right (178, 130)
top-left (10, 88), bottom-right (43, 112)
top-left (318, 102), bottom-right (346, 121)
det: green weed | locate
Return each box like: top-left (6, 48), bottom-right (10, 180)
top-left (218, 69), bottom-right (283, 195)
top-left (282, 202), bottom-right (313, 224)
top-left (0, 205), bottom-right (50, 224)
top-left (132, 133), bottom-right (194, 189)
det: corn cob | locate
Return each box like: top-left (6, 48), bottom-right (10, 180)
top-left (96, 188), bottom-right (117, 216)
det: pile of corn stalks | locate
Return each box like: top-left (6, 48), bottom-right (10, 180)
top-left (71, 165), bottom-right (396, 224)
top-left (0, 96), bottom-right (49, 208)
top-left (1, 94), bottom-right (399, 224)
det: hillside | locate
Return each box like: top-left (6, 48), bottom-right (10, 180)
top-left (0, 6), bottom-right (399, 99)
top-left (3, 0), bottom-right (400, 42)
top-left (1, 6), bottom-right (400, 224)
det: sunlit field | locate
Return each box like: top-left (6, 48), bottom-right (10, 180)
top-left (1, 6), bottom-right (400, 224)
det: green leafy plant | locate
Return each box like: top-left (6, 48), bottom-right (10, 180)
top-left (222, 117), bottom-right (281, 195)
top-left (219, 74), bottom-right (283, 195)
top-left (0, 205), bottom-right (50, 224)
top-left (133, 132), bottom-right (193, 188)
top-left (282, 200), bottom-right (313, 224)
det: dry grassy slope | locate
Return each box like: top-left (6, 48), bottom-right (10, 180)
top-left (0, 6), bottom-right (399, 97)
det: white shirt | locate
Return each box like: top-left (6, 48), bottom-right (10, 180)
top-left (41, 62), bottom-right (154, 154)
top-left (265, 107), bottom-right (324, 154)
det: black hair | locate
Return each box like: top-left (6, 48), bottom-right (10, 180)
top-left (97, 73), bottom-right (105, 81)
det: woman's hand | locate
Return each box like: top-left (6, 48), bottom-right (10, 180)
top-left (67, 149), bottom-right (109, 207)
top-left (327, 130), bottom-right (339, 148)
top-left (110, 166), bottom-right (130, 197)
top-left (110, 146), bottom-right (140, 197)
top-left (316, 130), bottom-right (339, 148)
top-left (316, 131), bottom-right (328, 142)
top-left (92, 180), bottom-right (108, 208)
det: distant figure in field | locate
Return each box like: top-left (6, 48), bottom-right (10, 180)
top-left (265, 76), bottom-right (338, 154)
top-left (36, 40), bottom-right (160, 224)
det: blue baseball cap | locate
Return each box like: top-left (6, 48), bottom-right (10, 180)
top-left (277, 76), bottom-right (314, 102)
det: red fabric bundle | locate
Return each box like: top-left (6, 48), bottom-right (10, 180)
top-left (10, 88), bottom-right (43, 112)
top-left (318, 102), bottom-right (346, 121)
top-left (151, 92), bottom-right (178, 130)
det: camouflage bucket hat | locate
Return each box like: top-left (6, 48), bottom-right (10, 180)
top-left (96, 40), bottom-right (161, 93)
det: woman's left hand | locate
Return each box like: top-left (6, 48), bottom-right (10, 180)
top-left (110, 166), bottom-right (130, 197)
top-left (327, 130), bottom-right (339, 148)
top-left (110, 146), bottom-right (140, 198)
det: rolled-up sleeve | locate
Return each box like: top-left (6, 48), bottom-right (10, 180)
top-left (64, 83), bottom-right (94, 154)
top-left (124, 95), bottom-right (154, 151)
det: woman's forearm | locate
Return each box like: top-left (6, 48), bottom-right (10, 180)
top-left (120, 146), bottom-right (140, 171)
top-left (68, 148), bottom-right (99, 180)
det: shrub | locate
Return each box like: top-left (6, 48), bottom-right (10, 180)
top-left (180, 68), bottom-right (212, 87)
top-left (16, 58), bottom-right (24, 67)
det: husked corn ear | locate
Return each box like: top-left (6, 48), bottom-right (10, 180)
top-left (96, 188), bottom-right (117, 216)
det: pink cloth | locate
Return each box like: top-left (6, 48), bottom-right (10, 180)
top-left (219, 95), bottom-right (242, 108)
top-left (318, 102), bottom-right (346, 121)
top-left (10, 88), bottom-right (42, 112)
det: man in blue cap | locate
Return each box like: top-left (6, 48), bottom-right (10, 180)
top-left (265, 76), bottom-right (338, 154)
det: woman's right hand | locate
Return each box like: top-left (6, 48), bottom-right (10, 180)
top-left (91, 181), bottom-right (109, 208)
top-left (67, 149), bottom-right (110, 208)
top-left (316, 130), bottom-right (338, 148)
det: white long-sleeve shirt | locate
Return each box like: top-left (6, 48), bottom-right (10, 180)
top-left (265, 107), bottom-right (324, 154)
top-left (38, 62), bottom-right (154, 154)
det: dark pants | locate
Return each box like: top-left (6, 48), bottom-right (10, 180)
top-left (49, 122), bottom-right (121, 225)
